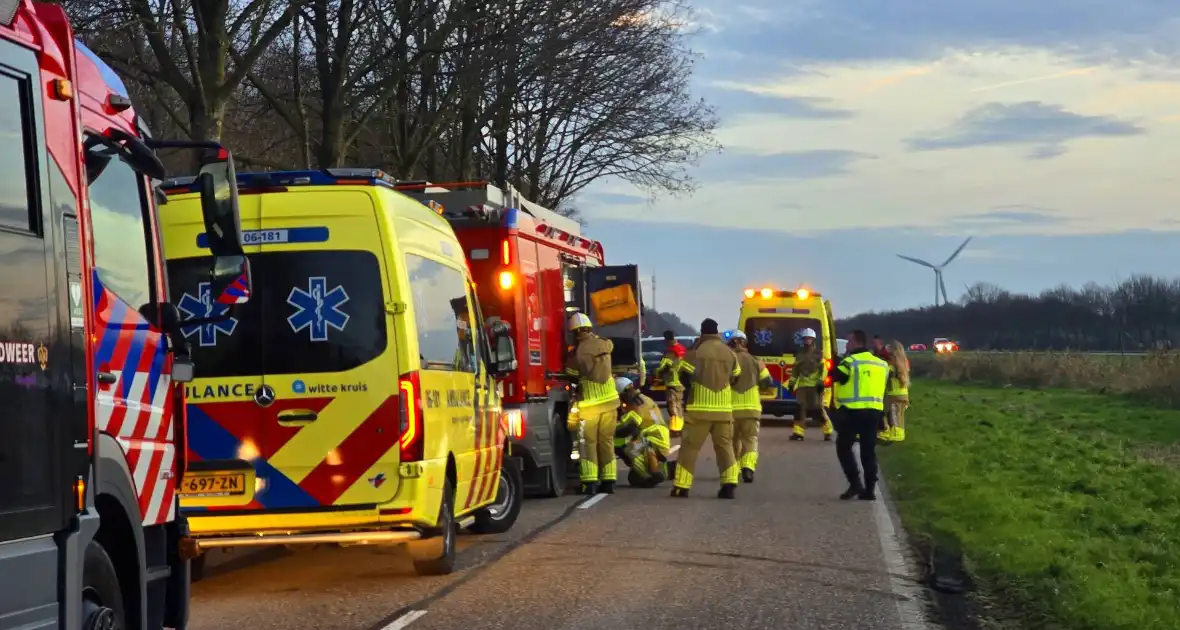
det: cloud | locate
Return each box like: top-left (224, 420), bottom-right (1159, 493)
top-left (905, 101), bottom-right (1145, 157)
top-left (700, 149), bottom-right (874, 182)
top-left (582, 192), bottom-right (648, 206)
top-left (707, 86), bottom-right (856, 119)
top-left (954, 206), bottom-right (1068, 225)
top-left (700, 0), bottom-right (1180, 63)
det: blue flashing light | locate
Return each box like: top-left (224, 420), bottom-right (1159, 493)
top-left (503, 207), bottom-right (519, 229)
top-left (75, 40), bottom-right (130, 99)
top-left (160, 168), bottom-right (398, 194)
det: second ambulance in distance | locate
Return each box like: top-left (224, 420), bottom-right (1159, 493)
top-left (736, 287), bottom-right (837, 420)
top-left (160, 169), bottom-right (524, 577)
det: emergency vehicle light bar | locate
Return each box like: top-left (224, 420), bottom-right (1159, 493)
top-left (160, 168), bottom-right (399, 193)
top-left (742, 288), bottom-right (821, 299)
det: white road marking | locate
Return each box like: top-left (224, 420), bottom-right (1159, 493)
top-left (577, 493), bottom-right (608, 509)
top-left (874, 481), bottom-right (935, 630)
top-left (380, 610), bottom-right (427, 630)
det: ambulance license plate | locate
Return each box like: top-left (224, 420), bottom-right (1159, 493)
top-left (179, 473), bottom-right (247, 497)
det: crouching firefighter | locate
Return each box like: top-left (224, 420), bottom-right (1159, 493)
top-left (612, 377), bottom-right (672, 487)
top-left (564, 312), bottom-right (621, 494)
top-left (726, 330), bottom-right (774, 483)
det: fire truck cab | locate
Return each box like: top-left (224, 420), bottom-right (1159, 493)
top-left (395, 182), bottom-right (645, 497)
top-left (0, 1), bottom-right (251, 627)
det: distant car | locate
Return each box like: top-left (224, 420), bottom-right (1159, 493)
top-left (933, 338), bottom-right (959, 353)
top-left (909, 343), bottom-right (928, 352)
top-left (639, 335), bottom-right (695, 402)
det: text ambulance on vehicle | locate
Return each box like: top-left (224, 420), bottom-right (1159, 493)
top-left (160, 169), bottom-right (524, 577)
top-left (394, 181), bottom-right (646, 497)
top-left (736, 287), bottom-right (837, 420)
top-left (0, 1), bottom-right (254, 627)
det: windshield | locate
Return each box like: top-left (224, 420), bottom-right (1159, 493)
top-left (744, 317), bottom-right (824, 357)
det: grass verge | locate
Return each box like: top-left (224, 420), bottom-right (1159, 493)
top-left (910, 351), bottom-right (1180, 407)
top-left (880, 379), bottom-right (1180, 630)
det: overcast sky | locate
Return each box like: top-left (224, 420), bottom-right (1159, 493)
top-left (576, 0), bottom-right (1180, 327)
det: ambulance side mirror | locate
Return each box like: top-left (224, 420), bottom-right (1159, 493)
top-left (491, 332), bottom-right (518, 375)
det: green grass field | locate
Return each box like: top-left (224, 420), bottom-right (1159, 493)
top-left (880, 379), bottom-right (1180, 630)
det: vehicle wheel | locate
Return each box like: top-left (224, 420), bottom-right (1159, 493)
top-left (545, 418), bottom-right (571, 497)
top-left (409, 478), bottom-right (457, 576)
top-left (469, 459), bottom-right (523, 534)
top-left (190, 554), bottom-right (207, 582)
top-left (82, 540), bottom-right (126, 630)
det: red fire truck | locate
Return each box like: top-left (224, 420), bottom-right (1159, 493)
top-left (395, 182), bottom-right (644, 497)
top-left (0, 2), bottom-right (251, 627)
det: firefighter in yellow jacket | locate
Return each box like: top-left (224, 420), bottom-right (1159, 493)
top-left (613, 377), bottom-right (672, 487)
top-left (786, 328), bottom-right (834, 441)
top-left (670, 318), bottom-right (741, 499)
top-left (726, 329), bottom-right (774, 483)
top-left (564, 312), bottom-right (620, 495)
top-left (657, 330), bottom-right (687, 435)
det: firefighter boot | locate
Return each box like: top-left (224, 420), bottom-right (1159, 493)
top-left (790, 423), bottom-right (805, 441)
top-left (579, 482), bottom-right (598, 495)
top-left (840, 482), bottom-right (865, 500)
top-left (717, 484), bottom-right (737, 499)
top-left (598, 481), bottom-right (615, 495)
top-left (740, 468), bottom-right (755, 483)
top-left (671, 487), bottom-right (690, 498)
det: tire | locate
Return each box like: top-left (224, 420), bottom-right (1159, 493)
top-left (469, 459), bottom-right (524, 534)
top-left (190, 554), bottom-right (207, 583)
top-left (82, 540), bottom-right (126, 630)
top-left (544, 418), bottom-right (571, 498)
top-left (410, 478), bottom-right (457, 576)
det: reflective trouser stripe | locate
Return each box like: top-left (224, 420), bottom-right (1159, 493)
top-left (739, 450), bottom-right (758, 470)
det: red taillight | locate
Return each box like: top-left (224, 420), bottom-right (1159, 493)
top-left (823, 357), bottom-right (833, 387)
top-left (398, 372), bottom-right (424, 462)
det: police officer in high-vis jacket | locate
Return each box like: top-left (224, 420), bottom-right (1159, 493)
top-left (829, 329), bottom-right (890, 501)
top-left (564, 312), bottom-right (620, 495)
top-left (670, 318), bottom-right (742, 499)
top-left (726, 329), bottom-right (773, 483)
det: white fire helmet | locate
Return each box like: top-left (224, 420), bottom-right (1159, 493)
top-left (614, 377), bottom-right (634, 394)
top-left (800, 328), bottom-right (817, 339)
top-left (567, 312), bottom-right (592, 331)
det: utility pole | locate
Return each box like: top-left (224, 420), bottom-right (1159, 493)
top-left (651, 271), bottom-right (657, 312)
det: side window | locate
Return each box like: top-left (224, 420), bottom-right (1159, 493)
top-left (84, 138), bottom-right (154, 309)
top-left (0, 70), bottom-right (37, 233)
top-left (405, 254), bottom-right (473, 372)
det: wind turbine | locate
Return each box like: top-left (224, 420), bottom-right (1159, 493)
top-left (897, 237), bottom-right (972, 307)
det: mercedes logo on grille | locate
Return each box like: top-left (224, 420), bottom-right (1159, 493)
top-left (254, 384), bottom-right (276, 407)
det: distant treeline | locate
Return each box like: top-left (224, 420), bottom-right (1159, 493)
top-left (643, 308), bottom-right (695, 337)
top-left (837, 275), bottom-right (1179, 351)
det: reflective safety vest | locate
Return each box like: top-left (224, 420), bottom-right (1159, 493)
top-left (834, 351), bottom-right (889, 411)
top-left (564, 334), bottom-right (619, 412)
top-left (657, 348), bottom-right (684, 388)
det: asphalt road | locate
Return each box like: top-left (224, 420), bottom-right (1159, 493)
top-left (188, 420), bottom-right (933, 630)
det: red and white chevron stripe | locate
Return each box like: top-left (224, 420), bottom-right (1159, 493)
top-left (97, 370), bottom-right (177, 527)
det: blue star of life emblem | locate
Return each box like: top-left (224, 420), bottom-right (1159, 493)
top-left (177, 282), bottom-right (238, 347)
top-left (287, 276), bottom-right (350, 342)
top-left (754, 328), bottom-right (773, 346)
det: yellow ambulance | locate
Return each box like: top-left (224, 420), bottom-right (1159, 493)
top-left (736, 287), bottom-right (837, 420)
top-left (160, 168), bottom-right (523, 576)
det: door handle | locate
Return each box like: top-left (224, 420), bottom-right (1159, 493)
top-left (97, 372), bottom-right (117, 384)
top-left (278, 410), bottom-right (318, 425)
